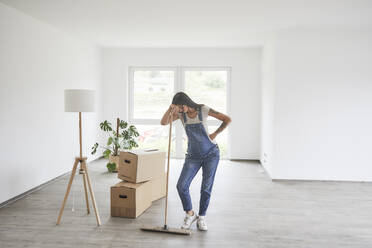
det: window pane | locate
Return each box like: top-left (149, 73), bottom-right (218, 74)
top-left (133, 70), bottom-right (174, 119)
top-left (184, 71), bottom-right (227, 113)
top-left (136, 124), bottom-right (176, 157)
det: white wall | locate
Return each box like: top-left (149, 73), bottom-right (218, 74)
top-left (102, 48), bottom-right (261, 159)
top-left (260, 36), bottom-right (277, 177)
top-left (0, 3), bottom-right (103, 204)
top-left (263, 28), bottom-right (372, 181)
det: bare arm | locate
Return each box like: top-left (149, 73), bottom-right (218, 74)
top-left (208, 108), bottom-right (232, 140)
top-left (160, 104), bottom-right (180, 125)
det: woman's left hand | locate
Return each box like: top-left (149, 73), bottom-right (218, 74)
top-left (209, 133), bottom-right (217, 141)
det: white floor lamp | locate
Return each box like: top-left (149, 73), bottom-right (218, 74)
top-left (56, 89), bottom-right (101, 226)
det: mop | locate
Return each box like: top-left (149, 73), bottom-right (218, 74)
top-left (141, 111), bottom-right (191, 235)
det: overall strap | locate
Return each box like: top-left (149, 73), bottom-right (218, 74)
top-left (182, 112), bottom-right (187, 123)
top-left (198, 107), bottom-right (203, 122)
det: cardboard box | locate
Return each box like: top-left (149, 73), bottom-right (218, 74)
top-left (150, 172), bottom-right (167, 202)
top-left (118, 149), bottom-right (166, 183)
top-left (110, 180), bottom-right (152, 218)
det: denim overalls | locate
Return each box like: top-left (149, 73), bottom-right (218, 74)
top-left (176, 108), bottom-right (220, 216)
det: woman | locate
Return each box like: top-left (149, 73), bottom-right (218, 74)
top-left (160, 92), bottom-right (231, 231)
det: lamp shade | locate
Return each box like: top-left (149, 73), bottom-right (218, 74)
top-left (64, 89), bottom-right (95, 112)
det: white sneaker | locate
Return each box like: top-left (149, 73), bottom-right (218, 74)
top-left (197, 216), bottom-right (208, 231)
top-left (181, 212), bottom-right (197, 229)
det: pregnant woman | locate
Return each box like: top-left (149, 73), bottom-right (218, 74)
top-left (160, 92), bottom-right (231, 231)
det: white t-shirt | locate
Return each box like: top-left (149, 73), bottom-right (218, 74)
top-left (178, 105), bottom-right (217, 144)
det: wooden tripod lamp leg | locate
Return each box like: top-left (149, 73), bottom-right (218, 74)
top-left (82, 161), bottom-right (101, 226)
top-left (82, 168), bottom-right (90, 214)
top-left (57, 159), bottom-right (79, 225)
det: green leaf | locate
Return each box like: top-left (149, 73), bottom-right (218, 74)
top-left (100, 120), bottom-right (112, 132)
top-left (107, 137), bottom-right (113, 145)
top-left (121, 130), bottom-right (129, 139)
top-left (113, 138), bottom-right (120, 147)
top-left (129, 139), bottom-right (138, 148)
top-left (119, 120), bottom-right (128, 129)
top-left (107, 162), bottom-right (116, 173)
top-left (129, 125), bottom-right (140, 137)
top-left (91, 143), bottom-right (98, 154)
top-left (103, 149), bottom-right (111, 159)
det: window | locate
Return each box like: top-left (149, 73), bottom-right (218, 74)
top-left (129, 67), bottom-right (230, 158)
top-left (130, 68), bottom-right (176, 121)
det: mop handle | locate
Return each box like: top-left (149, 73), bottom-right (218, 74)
top-left (164, 110), bottom-right (173, 229)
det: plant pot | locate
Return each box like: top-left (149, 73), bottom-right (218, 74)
top-left (109, 155), bottom-right (120, 172)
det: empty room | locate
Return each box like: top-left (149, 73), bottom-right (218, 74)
top-left (0, 1), bottom-right (371, 247)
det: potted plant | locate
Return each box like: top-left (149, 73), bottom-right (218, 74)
top-left (91, 118), bottom-right (139, 172)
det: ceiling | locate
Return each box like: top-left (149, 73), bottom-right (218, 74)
top-left (1, 0), bottom-right (371, 47)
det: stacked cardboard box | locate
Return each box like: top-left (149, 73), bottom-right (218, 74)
top-left (110, 149), bottom-right (167, 218)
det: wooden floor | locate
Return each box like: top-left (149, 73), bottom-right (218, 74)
top-left (1, 158), bottom-right (372, 248)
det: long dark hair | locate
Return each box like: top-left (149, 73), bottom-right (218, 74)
top-left (172, 92), bottom-right (203, 110)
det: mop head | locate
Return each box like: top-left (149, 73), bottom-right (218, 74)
top-left (140, 225), bottom-right (191, 235)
